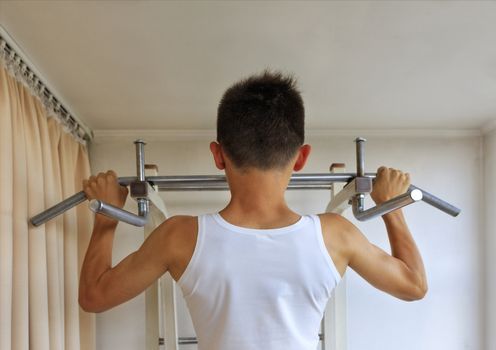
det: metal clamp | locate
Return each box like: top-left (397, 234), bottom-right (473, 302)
top-left (133, 139), bottom-right (150, 218)
top-left (350, 137), bottom-right (417, 220)
top-left (349, 138), bottom-right (459, 220)
top-left (88, 139), bottom-right (150, 227)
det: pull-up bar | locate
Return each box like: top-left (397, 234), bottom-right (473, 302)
top-left (29, 138), bottom-right (461, 227)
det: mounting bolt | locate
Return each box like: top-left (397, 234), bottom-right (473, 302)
top-left (355, 137), bottom-right (366, 177)
top-left (134, 139), bottom-right (146, 182)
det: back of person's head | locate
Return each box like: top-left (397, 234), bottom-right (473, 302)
top-left (217, 70), bottom-right (305, 170)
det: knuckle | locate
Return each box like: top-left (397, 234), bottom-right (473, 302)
top-left (106, 170), bottom-right (116, 178)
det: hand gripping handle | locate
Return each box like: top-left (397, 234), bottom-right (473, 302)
top-left (352, 185), bottom-right (461, 221)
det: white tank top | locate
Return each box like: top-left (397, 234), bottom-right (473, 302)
top-left (177, 213), bottom-right (341, 350)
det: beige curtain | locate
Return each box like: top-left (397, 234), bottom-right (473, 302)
top-left (0, 64), bottom-right (95, 349)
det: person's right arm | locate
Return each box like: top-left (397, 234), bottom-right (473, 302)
top-left (78, 171), bottom-right (190, 313)
top-left (321, 167), bottom-right (427, 301)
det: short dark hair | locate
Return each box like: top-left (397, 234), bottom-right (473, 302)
top-left (216, 70), bottom-right (305, 170)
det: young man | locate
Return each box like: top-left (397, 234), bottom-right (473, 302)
top-left (79, 71), bottom-right (427, 350)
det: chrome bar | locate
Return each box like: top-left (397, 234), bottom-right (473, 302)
top-left (135, 140), bottom-right (146, 182)
top-left (158, 334), bottom-right (325, 346)
top-left (30, 172), bottom-right (460, 226)
top-left (144, 173), bottom-right (377, 188)
top-left (30, 173), bottom-right (356, 226)
top-left (134, 139), bottom-right (150, 217)
top-left (159, 336), bottom-right (198, 345)
top-left (353, 189), bottom-right (423, 221)
top-left (409, 185), bottom-right (460, 217)
top-left (89, 200), bottom-right (148, 227)
top-left (355, 137), bottom-right (366, 177)
top-left (156, 184), bottom-right (334, 191)
top-left (30, 191), bottom-right (87, 227)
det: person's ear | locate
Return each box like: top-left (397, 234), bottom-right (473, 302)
top-left (210, 141), bottom-right (226, 170)
top-left (293, 144), bottom-right (311, 172)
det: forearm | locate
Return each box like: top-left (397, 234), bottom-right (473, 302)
top-left (79, 216), bottom-right (118, 305)
top-left (383, 210), bottom-right (427, 291)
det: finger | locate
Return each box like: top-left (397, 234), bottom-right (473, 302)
top-left (376, 167), bottom-right (387, 180)
top-left (97, 173), bottom-right (106, 185)
top-left (89, 175), bottom-right (96, 183)
top-left (106, 170), bottom-right (117, 179)
top-left (82, 185), bottom-right (95, 199)
top-left (390, 168), bottom-right (401, 178)
top-left (82, 179), bottom-right (89, 188)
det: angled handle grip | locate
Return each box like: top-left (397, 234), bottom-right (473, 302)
top-left (409, 185), bottom-right (461, 217)
top-left (89, 200), bottom-right (147, 227)
top-left (352, 184), bottom-right (461, 222)
top-left (353, 189), bottom-right (423, 221)
top-left (30, 177), bottom-right (134, 227)
top-left (30, 191), bottom-right (87, 227)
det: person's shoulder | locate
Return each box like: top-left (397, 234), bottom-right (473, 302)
top-left (317, 212), bottom-right (355, 232)
top-left (165, 215), bottom-right (198, 226)
top-left (315, 213), bottom-right (362, 274)
top-left (317, 212), bottom-right (362, 248)
top-left (150, 215), bottom-right (197, 254)
top-left (154, 215), bottom-right (198, 239)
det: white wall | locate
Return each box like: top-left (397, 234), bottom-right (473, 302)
top-left (88, 133), bottom-right (483, 350)
top-left (484, 127), bottom-right (496, 350)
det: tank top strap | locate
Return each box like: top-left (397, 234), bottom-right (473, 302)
top-left (309, 214), bottom-right (342, 284)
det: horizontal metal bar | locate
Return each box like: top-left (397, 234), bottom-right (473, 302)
top-left (158, 336), bottom-right (197, 345)
top-left (118, 172), bottom-right (375, 187)
top-left (29, 172), bottom-right (460, 226)
top-left (353, 189), bottom-right (423, 221)
top-left (158, 334), bottom-right (325, 345)
top-left (89, 200), bottom-right (148, 227)
top-left (156, 184), bottom-right (334, 191)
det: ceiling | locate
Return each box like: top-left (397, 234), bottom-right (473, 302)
top-left (1, 0), bottom-right (495, 132)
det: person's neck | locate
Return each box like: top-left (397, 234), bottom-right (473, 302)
top-left (219, 168), bottom-right (301, 229)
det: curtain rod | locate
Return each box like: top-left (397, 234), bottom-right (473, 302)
top-left (0, 29), bottom-right (93, 144)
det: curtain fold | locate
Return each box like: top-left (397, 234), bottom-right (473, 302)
top-left (0, 62), bottom-right (95, 350)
